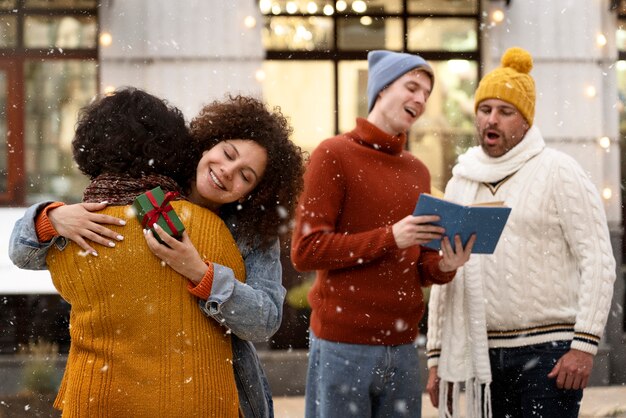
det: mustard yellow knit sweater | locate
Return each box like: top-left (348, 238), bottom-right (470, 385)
top-left (47, 202), bottom-right (245, 418)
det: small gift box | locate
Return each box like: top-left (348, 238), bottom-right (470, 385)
top-left (132, 186), bottom-right (185, 244)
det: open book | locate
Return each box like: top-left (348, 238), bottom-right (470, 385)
top-left (412, 193), bottom-right (512, 254)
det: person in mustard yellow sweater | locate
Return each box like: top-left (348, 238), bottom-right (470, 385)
top-left (39, 88), bottom-right (248, 417)
top-left (48, 201), bottom-right (246, 417)
top-left (8, 88), bottom-right (306, 417)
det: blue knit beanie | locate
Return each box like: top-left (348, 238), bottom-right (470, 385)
top-left (367, 50), bottom-right (434, 114)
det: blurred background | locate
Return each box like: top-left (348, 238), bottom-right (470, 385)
top-left (0, 0), bottom-right (624, 415)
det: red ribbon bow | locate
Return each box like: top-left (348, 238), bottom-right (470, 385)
top-left (141, 190), bottom-right (181, 236)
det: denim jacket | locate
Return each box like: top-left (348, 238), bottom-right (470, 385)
top-left (9, 202), bottom-right (285, 418)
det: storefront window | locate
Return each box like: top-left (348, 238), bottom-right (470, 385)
top-left (0, 295), bottom-right (70, 354)
top-left (407, 0), bottom-right (478, 14)
top-left (259, 0), bottom-right (403, 15)
top-left (24, 15), bottom-right (97, 49)
top-left (0, 71), bottom-right (6, 193)
top-left (23, 60), bottom-right (96, 204)
top-left (618, 60), bottom-right (626, 133)
top-left (261, 60), bottom-right (335, 153)
top-left (260, 0), bottom-right (480, 184)
top-left (615, 15), bottom-right (626, 330)
top-left (410, 60), bottom-right (477, 192)
top-left (263, 16), bottom-right (333, 50)
top-left (407, 17), bottom-right (477, 51)
top-left (0, 1), bottom-right (97, 206)
top-left (0, 15), bottom-right (17, 48)
top-left (337, 16), bottom-right (402, 50)
top-left (337, 60), bottom-right (367, 132)
top-left (24, 0), bottom-right (96, 8)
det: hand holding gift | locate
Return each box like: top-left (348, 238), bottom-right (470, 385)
top-left (132, 186), bottom-right (185, 244)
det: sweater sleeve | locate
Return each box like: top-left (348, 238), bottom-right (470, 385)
top-left (9, 201), bottom-right (65, 271)
top-left (187, 262), bottom-right (214, 300)
top-left (200, 239), bottom-right (285, 342)
top-left (291, 143), bottom-right (399, 272)
top-left (418, 248), bottom-right (456, 286)
top-left (426, 283), bottom-right (447, 368)
top-left (553, 157), bottom-right (616, 355)
top-left (35, 202), bottom-right (66, 242)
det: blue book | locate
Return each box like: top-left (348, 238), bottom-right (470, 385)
top-left (412, 193), bottom-right (512, 254)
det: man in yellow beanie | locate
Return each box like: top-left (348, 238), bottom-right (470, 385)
top-left (425, 47), bottom-right (616, 417)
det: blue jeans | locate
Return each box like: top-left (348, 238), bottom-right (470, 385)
top-left (305, 330), bottom-right (422, 418)
top-left (232, 335), bottom-right (273, 418)
top-left (489, 341), bottom-right (583, 418)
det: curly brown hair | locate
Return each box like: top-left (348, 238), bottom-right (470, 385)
top-left (72, 87), bottom-right (196, 188)
top-left (189, 95), bottom-right (306, 250)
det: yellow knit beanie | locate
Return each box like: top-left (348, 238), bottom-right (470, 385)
top-left (474, 47), bottom-right (535, 125)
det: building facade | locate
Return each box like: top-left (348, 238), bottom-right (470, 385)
top-left (0, 0), bottom-right (624, 385)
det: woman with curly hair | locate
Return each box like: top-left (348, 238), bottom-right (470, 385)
top-left (148, 95), bottom-right (305, 341)
top-left (9, 91), bottom-right (306, 417)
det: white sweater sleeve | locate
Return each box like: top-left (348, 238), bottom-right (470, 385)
top-left (552, 155), bottom-right (616, 355)
top-left (426, 283), bottom-right (447, 368)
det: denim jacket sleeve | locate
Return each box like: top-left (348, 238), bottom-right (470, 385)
top-left (8, 202), bottom-right (68, 270)
top-left (200, 238), bottom-right (286, 342)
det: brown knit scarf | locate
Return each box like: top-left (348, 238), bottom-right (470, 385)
top-left (82, 173), bottom-right (185, 205)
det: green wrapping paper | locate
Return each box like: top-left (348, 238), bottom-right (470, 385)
top-left (132, 186), bottom-right (185, 244)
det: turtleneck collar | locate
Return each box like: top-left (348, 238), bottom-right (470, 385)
top-left (347, 117), bottom-right (407, 155)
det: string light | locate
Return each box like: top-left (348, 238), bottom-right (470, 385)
top-left (352, 0), bottom-right (367, 13)
top-left (99, 32), bottom-right (113, 47)
top-left (286, 1), bottom-right (298, 14)
top-left (585, 85), bottom-right (597, 98)
top-left (244, 16), bottom-right (257, 28)
top-left (597, 136), bottom-right (611, 149)
top-left (602, 187), bottom-right (612, 200)
top-left (323, 4), bottom-right (334, 15)
top-left (596, 33), bottom-right (607, 47)
top-left (255, 68), bottom-right (266, 82)
top-left (335, 0), bottom-right (347, 12)
top-left (490, 8), bottom-right (505, 24)
top-left (104, 86), bottom-right (116, 95)
top-left (259, 0), bottom-right (272, 14)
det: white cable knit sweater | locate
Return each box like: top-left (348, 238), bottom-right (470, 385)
top-left (426, 126), bottom-right (616, 417)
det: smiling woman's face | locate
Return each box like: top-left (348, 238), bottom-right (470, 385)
top-left (190, 139), bottom-right (268, 212)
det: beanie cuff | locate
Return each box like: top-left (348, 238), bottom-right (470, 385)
top-left (367, 50), bottom-right (434, 114)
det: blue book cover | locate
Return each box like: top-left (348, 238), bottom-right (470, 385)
top-left (412, 193), bottom-right (512, 254)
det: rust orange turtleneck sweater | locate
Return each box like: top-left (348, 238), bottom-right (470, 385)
top-left (291, 118), bottom-right (455, 346)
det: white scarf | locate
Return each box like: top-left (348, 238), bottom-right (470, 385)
top-left (437, 126), bottom-right (545, 418)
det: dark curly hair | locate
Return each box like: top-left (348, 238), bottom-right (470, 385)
top-left (72, 87), bottom-right (196, 189)
top-left (189, 95), bottom-right (306, 250)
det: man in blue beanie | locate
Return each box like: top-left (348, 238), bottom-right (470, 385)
top-left (291, 50), bottom-right (474, 417)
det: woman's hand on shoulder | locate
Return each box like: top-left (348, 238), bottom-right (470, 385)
top-left (49, 202), bottom-right (125, 256)
top-left (144, 225), bottom-right (208, 284)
